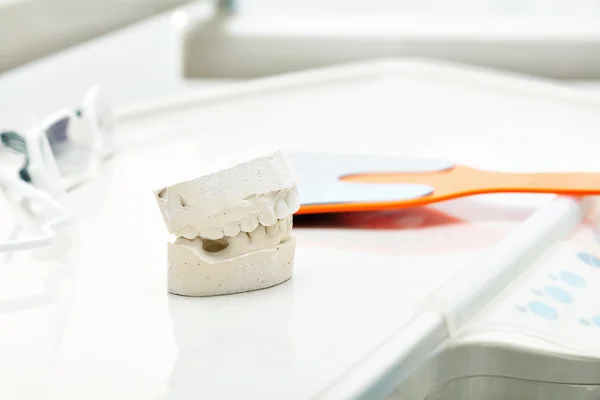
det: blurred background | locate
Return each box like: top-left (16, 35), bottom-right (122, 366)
top-left (2, 0), bottom-right (600, 119)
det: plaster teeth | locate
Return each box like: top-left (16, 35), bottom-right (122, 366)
top-left (177, 226), bottom-right (198, 240)
top-left (279, 216), bottom-right (290, 241)
top-left (156, 149), bottom-right (300, 297)
top-left (223, 221), bottom-right (241, 237)
top-left (171, 189), bottom-right (297, 253)
top-left (249, 225), bottom-right (266, 242)
top-left (240, 215), bottom-right (259, 232)
top-left (199, 227), bottom-right (223, 240)
top-left (266, 223), bottom-right (279, 237)
top-left (275, 198), bottom-right (290, 219)
top-left (286, 189), bottom-right (300, 214)
top-left (229, 231), bottom-right (250, 247)
top-left (259, 206), bottom-right (277, 226)
top-left (254, 196), bottom-right (271, 208)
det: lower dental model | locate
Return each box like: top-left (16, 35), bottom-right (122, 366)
top-left (153, 149), bottom-right (300, 296)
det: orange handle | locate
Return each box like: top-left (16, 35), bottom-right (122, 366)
top-left (342, 165), bottom-right (600, 199)
top-left (486, 171), bottom-right (600, 195)
top-left (297, 165), bottom-right (600, 215)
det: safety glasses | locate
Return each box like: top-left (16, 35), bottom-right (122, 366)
top-left (0, 86), bottom-right (115, 252)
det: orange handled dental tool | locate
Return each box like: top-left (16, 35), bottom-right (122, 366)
top-left (289, 152), bottom-right (600, 215)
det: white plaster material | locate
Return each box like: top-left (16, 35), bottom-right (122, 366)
top-left (275, 198), bottom-right (291, 219)
top-left (258, 206), bottom-right (277, 226)
top-left (240, 215), bottom-right (259, 232)
top-left (168, 238), bottom-right (297, 297)
top-left (223, 221), bottom-right (241, 237)
top-left (153, 149), bottom-right (300, 296)
top-left (153, 149), bottom-right (298, 234)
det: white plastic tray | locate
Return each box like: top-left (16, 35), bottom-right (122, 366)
top-left (390, 196), bottom-right (600, 400)
top-left (2, 59), bottom-right (600, 400)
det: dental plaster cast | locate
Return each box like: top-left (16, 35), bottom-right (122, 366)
top-left (153, 149), bottom-right (300, 296)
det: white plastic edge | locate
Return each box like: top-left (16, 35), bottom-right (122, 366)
top-left (316, 195), bottom-right (586, 400)
top-left (418, 195), bottom-right (584, 335)
top-left (317, 312), bottom-right (449, 400)
top-left (116, 58), bottom-right (600, 128)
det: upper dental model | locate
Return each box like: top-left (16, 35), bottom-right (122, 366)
top-left (153, 149), bottom-right (300, 296)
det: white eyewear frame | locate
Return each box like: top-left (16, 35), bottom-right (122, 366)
top-left (0, 86), bottom-right (115, 253)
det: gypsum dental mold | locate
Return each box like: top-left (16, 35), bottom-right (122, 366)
top-left (153, 149), bottom-right (300, 296)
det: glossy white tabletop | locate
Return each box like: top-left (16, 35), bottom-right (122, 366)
top-left (12, 62), bottom-right (600, 399)
top-left (0, 160), bottom-right (523, 400)
top-left (0, 64), bottom-right (556, 399)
